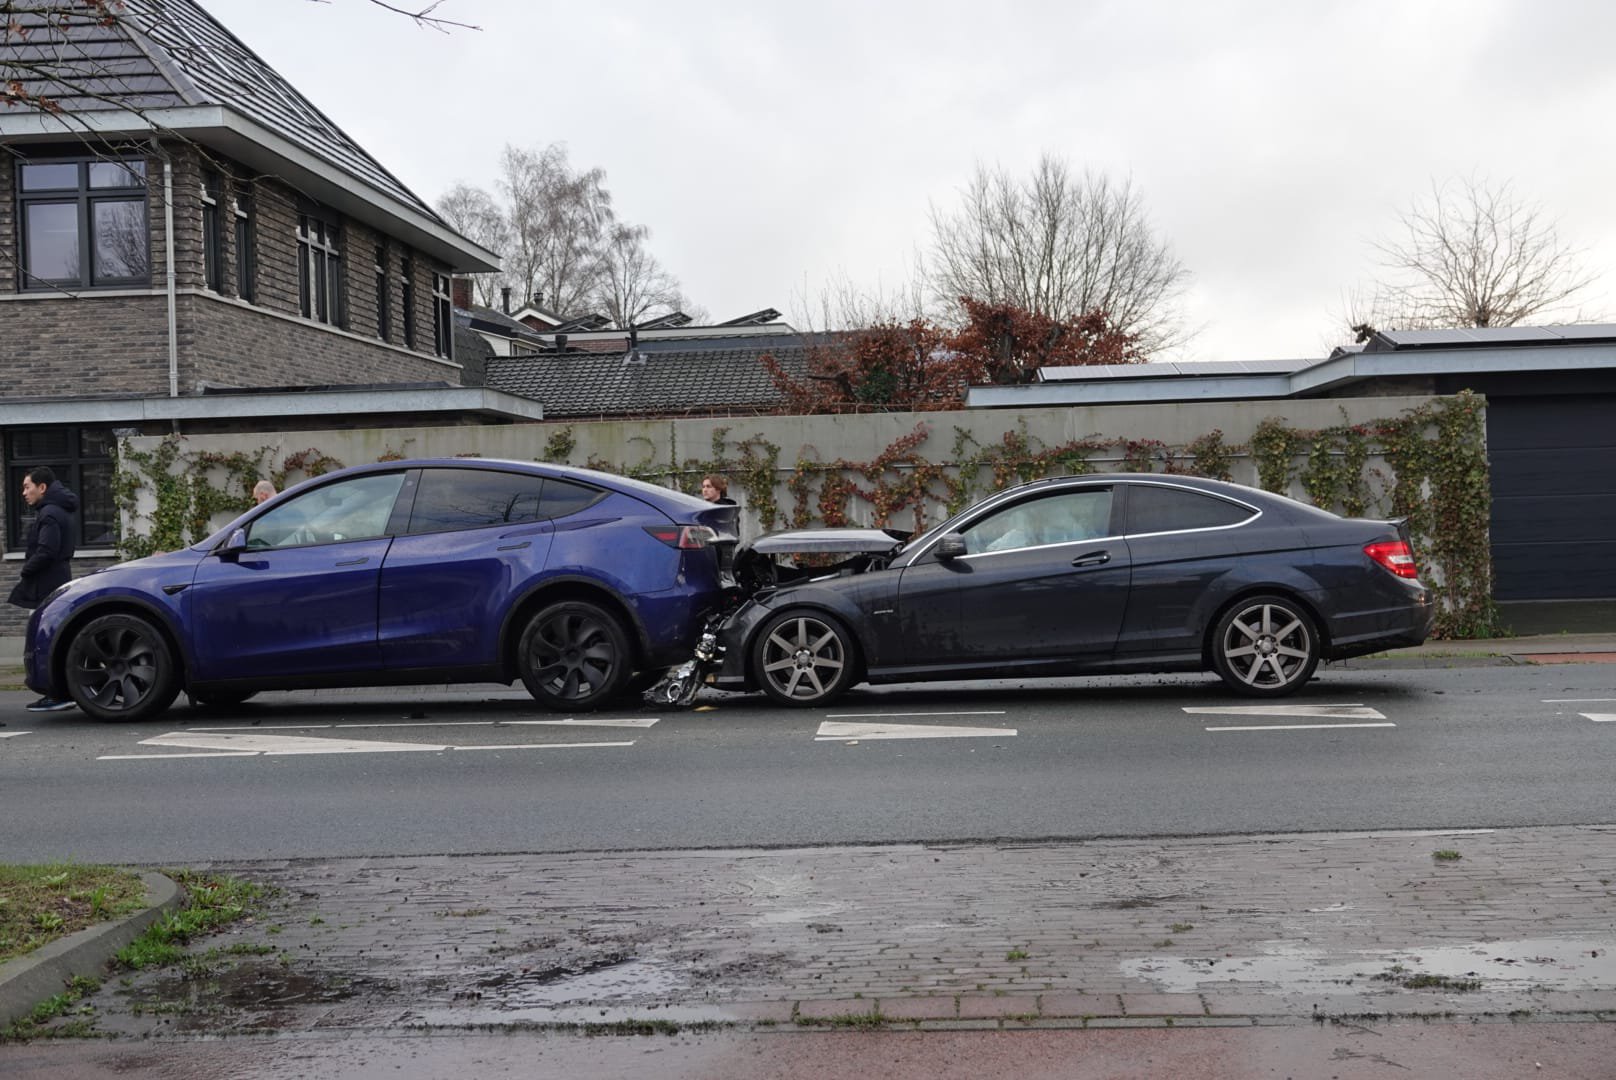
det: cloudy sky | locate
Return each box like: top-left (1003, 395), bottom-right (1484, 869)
top-left (203, 0), bottom-right (1616, 362)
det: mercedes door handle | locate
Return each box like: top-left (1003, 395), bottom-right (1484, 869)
top-left (1070, 551), bottom-right (1111, 568)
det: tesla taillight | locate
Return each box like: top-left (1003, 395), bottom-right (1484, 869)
top-left (1364, 540), bottom-right (1418, 578)
top-left (643, 524), bottom-right (717, 550)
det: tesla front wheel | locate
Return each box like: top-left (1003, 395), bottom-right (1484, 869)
top-left (64, 613), bottom-right (181, 722)
top-left (752, 610), bottom-right (856, 707)
top-left (518, 601), bottom-right (630, 711)
top-left (1211, 594), bottom-right (1320, 697)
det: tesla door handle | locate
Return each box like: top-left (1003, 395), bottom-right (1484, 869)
top-left (1070, 550), bottom-right (1111, 567)
top-left (497, 541), bottom-right (532, 552)
top-left (334, 556), bottom-right (370, 567)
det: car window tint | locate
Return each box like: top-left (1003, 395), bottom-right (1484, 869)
top-left (959, 488), bottom-right (1113, 554)
top-left (1125, 485), bottom-right (1255, 534)
top-left (247, 472), bottom-right (404, 549)
top-left (407, 468), bottom-right (548, 533)
top-left (539, 478), bottom-right (604, 520)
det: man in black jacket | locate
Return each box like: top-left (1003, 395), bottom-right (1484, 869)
top-left (9, 466), bottom-right (78, 712)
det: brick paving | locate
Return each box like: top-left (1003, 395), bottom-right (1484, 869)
top-left (79, 824), bottom-right (1616, 1034)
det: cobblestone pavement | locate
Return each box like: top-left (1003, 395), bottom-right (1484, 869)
top-left (81, 824), bottom-right (1616, 1036)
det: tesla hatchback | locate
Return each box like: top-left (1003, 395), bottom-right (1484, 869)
top-left (713, 474), bottom-right (1433, 706)
top-left (24, 459), bottom-right (737, 721)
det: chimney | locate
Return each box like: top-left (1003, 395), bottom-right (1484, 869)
top-left (451, 276), bottom-right (472, 309)
top-left (501, 286), bottom-right (512, 315)
top-left (555, 333), bottom-right (568, 351)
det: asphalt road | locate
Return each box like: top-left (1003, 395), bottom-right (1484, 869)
top-left (4, 660), bottom-right (1615, 864)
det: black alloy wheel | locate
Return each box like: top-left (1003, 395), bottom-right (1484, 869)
top-left (64, 613), bottom-right (182, 722)
top-left (752, 609), bottom-right (856, 707)
top-left (1211, 594), bottom-right (1321, 697)
top-left (518, 601), bottom-right (630, 711)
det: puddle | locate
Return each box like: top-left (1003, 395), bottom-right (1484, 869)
top-left (1122, 938), bottom-right (1616, 994)
top-left (463, 957), bottom-right (691, 1007)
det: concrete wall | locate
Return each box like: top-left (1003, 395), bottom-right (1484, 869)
top-left (121, 394), bottom-right (1447, 539)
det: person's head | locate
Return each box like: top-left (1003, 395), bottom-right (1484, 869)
top-left (700, 474), bottom-right (729, 502)
top-left (22, 465), bottom-right (56, 508)
top-left (252, 479), bottom-right (276, 504)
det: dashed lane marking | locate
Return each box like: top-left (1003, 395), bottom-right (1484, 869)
top-left (1183, 704), bottom-right (1387, 720)
top-left (815, 720), bottom-right (1017, 741)
top-left (1202, 722), bottom-right (1397, 732)
top-left (1544, 698), bottom-right (1616, 703)
top-left (99, 730), bottom-right (636, 760)
top-left (505, 718), bottom-right (661, 728)
top-left (825, 710), bottom-right (1008, 719)
top-left (0, 731), bottom-right (30, 739)
top-left (1579, 714), bottom-right (1616, 723)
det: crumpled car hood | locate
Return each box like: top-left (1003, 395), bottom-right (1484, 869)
top-left (736, 527), bottom-right (909, 559)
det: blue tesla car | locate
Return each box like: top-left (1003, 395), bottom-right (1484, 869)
top-left (24, 459), bottom-right (738, 721)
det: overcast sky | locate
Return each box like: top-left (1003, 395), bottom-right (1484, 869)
top-left (203, 0), bottom-right (1616, 363)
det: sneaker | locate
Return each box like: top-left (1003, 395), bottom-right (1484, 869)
top-left (25, 697), bottom-right (76, 713)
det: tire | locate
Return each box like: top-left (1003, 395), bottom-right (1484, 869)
top-left (192, 690), bottom-right (259, 709)
top-left (751, 609), bottom-right (857, 707)
top-left (1210, 594), bottom-right (1320, 697)
top-left (64, 613), bottom-right (181, 722)
top-left (517, 601), bottom-right (631, 711)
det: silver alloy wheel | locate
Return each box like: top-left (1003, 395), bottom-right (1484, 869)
top-left (758, 614), bottom-right (848, 703)
top-left (1219, 600), bottom-right (1314, 691)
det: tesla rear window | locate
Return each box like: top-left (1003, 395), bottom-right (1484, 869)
top-left (407, 468), bottom-right (548, 533)
top-left (1126, 485), bottom-right (1254, 534)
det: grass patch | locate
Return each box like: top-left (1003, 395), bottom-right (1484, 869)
top-left (1372, 966), bottom-right (1482, 992)
top-left (0, 864), bottom-right (148, 965)
top-left (1433, 850), bottom-right (1463, 861)
top-left (795, 1008), bottom-right (886, 1029)
top-left (0, 976), bottom-right (101, 1043)
top-left (1006, 948), bottom-right (1028, 962)
top-left (1168, 923), bottom-right (1194, 933)
top-left (113, 871), bottom-right (264, 971)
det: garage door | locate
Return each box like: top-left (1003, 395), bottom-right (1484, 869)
top-left (1488, 395), bottom-right (1616, 600)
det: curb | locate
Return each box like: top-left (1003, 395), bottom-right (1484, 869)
top-left (0, 871), bottom-right (184, 1027)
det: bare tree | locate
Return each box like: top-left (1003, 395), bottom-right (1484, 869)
top-left (926, 155), bottom-right (1190, 354)
top-left (1361, 175), bottom-right (1597, 333)
top-left (496, 143), bottom-right (617, 317)
top-left (435, 182), bottom-right (510, 307)
top-left (590, 223), bottom-right (689, 327)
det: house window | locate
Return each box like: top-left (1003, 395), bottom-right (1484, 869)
top-left (233, 183), bottom-right (256, 301)
top-left (432, 272), bottom-right (453, 359)
top-left (297, 210), bottom-right (344, 326)
top-left (15, 156), bottom-right (149, 289)
top-left (401, 253), bottom-right (416, 349)
top-left (201, 170), bottom-right (222, 292)
top-left (375, 241), bottom-right (390, 341)
top-left (6, 427), bottom-right (116, 550)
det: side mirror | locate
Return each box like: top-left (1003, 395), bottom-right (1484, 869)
top-left (934, 533), bottom-right (967, 560)
top-left (217, 528), bottom-right (249, 560)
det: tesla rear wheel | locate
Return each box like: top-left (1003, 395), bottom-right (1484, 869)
top-left (752, 610), bottom-right (856, 707)
top-left (518, 601), bottom-right (630, 711)
top-left (64, 613), bottom-right (181, 722)
top-left (1211, 595), bottom-right (1320, 697)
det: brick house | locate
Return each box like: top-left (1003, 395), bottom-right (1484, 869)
top-left (0, 0), bottom-right (538, 634)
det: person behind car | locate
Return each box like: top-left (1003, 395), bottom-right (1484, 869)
top-left (10, 466), bottom-right (79, 712)
top-left (252, 478), bottom-right (276, 504)
top-left (701, 474), bottom-right (736, 505)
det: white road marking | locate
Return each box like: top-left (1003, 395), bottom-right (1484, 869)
top-left (99, 751), bottom-right (261, 760)
top-left (136, 732), bottom-right (446, 755)
top-left (335, 720), bottom-right (498, 729)
top-left (453, 741), bottom-right (635, 751)
top-left (1184, 704), bottom-right (1387, 719)
top-left (1579, 713), bottom-right (1616, 723)
top-left (1204, 722), bottom-right (1397, 732)
top-left (0, 731), bottom-right (30, 739)
top-left (815, 721), bottom-right (1016, 741)
top-left (189, 724), bottom-right (334, 731)
top-left (1547, 698), bottom-right (1616, 703)
top-left (505, 718), bottom-right (660, 728)
top-left (826, 711), bottom-right (1007, 719)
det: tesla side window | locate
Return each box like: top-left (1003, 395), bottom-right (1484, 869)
top-left (406, 468), bottom-right (548, 533)
top-left (537, 478), bottom-right (605, 520)
top-left (246, 473), bottom-right (405, 549)
top-left (1125, 485), bottom-right (1255, 534)
top-left (959, 488), bottom-right (1114, 554)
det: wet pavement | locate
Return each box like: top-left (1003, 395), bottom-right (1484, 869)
top-left (56, 823), bottom-right (1616, 1039)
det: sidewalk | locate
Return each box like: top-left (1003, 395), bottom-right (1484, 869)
top-left (54, 824), bottom-right (1616, 1038)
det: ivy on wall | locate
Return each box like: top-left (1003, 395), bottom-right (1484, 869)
top-left (112, 392), bottom-right (1496, 637)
